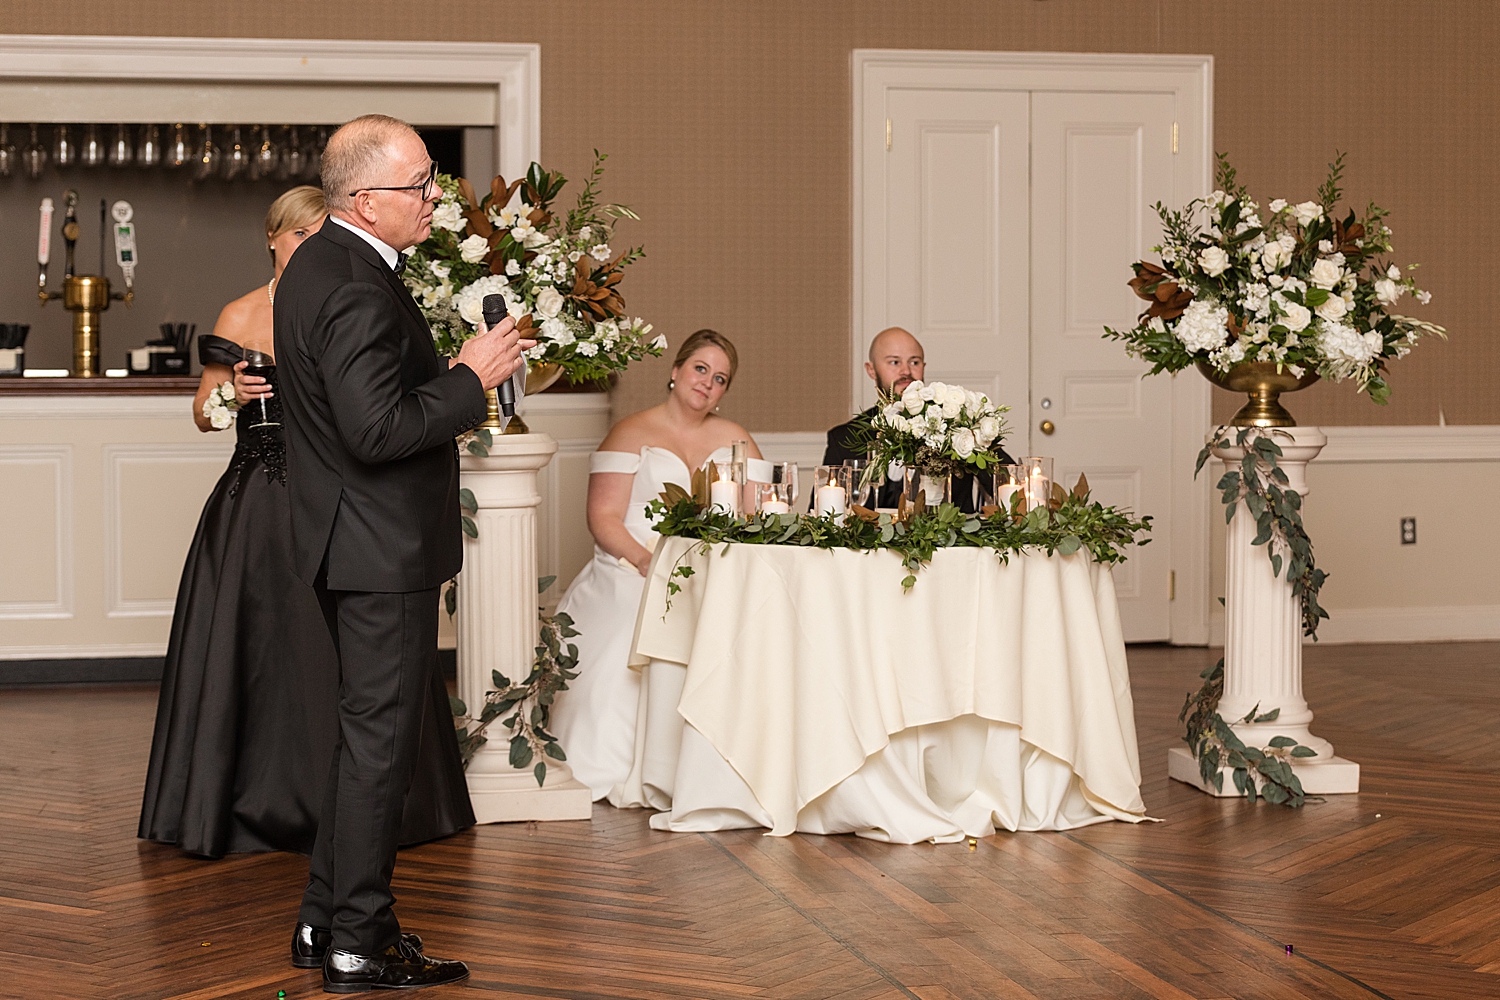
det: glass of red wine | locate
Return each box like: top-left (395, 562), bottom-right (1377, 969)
top-left (242, 347), bottom-right (278, 430)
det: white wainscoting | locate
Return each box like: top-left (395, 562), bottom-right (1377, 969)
top-left (1208, 424), bottom-right (1500, 646)
top-left (0, 444), bottom-right (74, 620)
top-left (102, 442), bottom-right (236, 619)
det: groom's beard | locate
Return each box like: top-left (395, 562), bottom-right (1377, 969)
top-left (878, 374), bottom-right (917, 397)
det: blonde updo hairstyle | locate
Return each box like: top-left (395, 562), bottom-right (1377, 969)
top-left (265, 185), bottom-right (328, 265)
top-left (671, 328), bottom-right (739, 390)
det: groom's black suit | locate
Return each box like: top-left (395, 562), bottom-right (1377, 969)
top-left (274, 220), bottom-right (487, 954)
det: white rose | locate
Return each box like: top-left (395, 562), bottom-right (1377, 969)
top-left (951, 427), bottom-right (976, 458)
top-left (1197, 245), bottom-right (1230, 277)
top-left (1309, 258), bottom-right (1343, 289)
top-left (1280, 301), bottom-right (1312, 332)
top-left (505, 258), bottom-right (521, 276)
top-left (459, 234), bottom-right (490, 264)
top-left (977, 415), bottom-right (1001, 448)
top-left (209, 405), bottom-right (232, 430)
top-left (883, 403), bottom-right (904, 421)
top-left (1374, 278), bottom-right (1401, 307)
top-left (1261, 240), bottom-right (1291, 272)
top-left (431, 201), bottom-right (466, 233)
top-left (941, 396), bottom-right (962, 418)
top-left (430, 261), bottom-right (451, 281)
top-left (1293, 201), bottom-right (1323, 226)
top-left (1315, 293), bottom-right (1348, 322)
top-left (903, 389), bottom-right (923, 415)
top-left (535, 287), bottom-right (565, 319)
top-left (540, 316), bottom-right (574, 346)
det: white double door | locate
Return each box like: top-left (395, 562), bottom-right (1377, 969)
top-left (867, 87), bottom-right (1176, 640)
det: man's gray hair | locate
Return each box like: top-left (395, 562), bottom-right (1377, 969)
top-left (321, 114), bottom-right (421, 212)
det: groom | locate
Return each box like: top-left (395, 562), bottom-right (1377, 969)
top-left (274, 114), bottom-right (531, 991)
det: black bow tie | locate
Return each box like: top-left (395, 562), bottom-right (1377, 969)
top-left (393, 252), bottom-right (408, 275)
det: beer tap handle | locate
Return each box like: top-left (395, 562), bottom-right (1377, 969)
top-left (111, 201), bottom-right (137, 307)
top-left (37, 197), bottom-right (54, 305)
top-left (61, 190), bottom-right (79, 279)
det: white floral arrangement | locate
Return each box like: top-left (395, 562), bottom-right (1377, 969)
top-left (861, 380), bottom-right (1010, 483)
top-left (1104, 154), bottom-right (1445, 405)
top-left (404, 152), bottom-right (666, 384)
top-left (201, 380), bottom-right (239, 430)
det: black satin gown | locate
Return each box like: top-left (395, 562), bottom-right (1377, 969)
top-left (138, 334), bottom-right (475, 858)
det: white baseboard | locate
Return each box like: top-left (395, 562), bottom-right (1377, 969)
top-left (1209, 604), bottom-right (1500, 646)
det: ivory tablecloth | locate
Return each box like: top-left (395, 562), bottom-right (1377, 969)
top-left (614, 537), bottom-right (1148, 842)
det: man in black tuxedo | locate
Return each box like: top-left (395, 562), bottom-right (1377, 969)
top-left (824, 327), bottom-right (1013, 511)
top-left (273, 114), bottom-right (531, 992)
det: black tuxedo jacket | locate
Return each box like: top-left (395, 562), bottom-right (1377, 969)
top-left (273, 222), bottom-right (488, 593)
top-left (824, 406), bottom-right (1015, 514)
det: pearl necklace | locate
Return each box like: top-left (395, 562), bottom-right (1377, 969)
top-left (268, 278), bottom-right (276, 307)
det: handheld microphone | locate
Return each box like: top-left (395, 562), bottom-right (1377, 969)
top-left (481, 293), bottom-right (516, 417)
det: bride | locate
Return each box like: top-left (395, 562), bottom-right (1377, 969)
top-left (552, 329), bottom-right (770, 801)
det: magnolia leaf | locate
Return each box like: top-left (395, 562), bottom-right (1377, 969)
top-left (660, 482), bottom-right (691, 506)
top-left (691, 466), bottom-right (710, 506)
top-left (1072, 472), bottom-right (1090, 500)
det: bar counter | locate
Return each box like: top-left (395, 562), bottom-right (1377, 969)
top-left (0, 386), bottom-right (608, 676)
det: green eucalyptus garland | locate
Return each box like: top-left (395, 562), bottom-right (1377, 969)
top-left (647, 484), bottom-right (1151, 611)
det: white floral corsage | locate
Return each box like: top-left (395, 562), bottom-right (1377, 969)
top-left (202, 380), bottom-right (240, 430)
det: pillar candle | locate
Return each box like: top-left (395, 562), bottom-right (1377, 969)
top-left (760, 500), bottom-right (791, 515)
top-left (816, 484), bottom-right (846, 517)
top-left (710, 478), bottom-right (739, 515)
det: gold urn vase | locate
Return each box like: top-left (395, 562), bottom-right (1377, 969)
top-left (1196, 359), bottom-right (1321, 427)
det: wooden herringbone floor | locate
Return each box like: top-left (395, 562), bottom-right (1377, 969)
top-left (3, 642), bottom-right (1499, 999)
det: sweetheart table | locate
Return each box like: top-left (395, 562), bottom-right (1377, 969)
top-left (613, 536), bottom-right (1150, 843)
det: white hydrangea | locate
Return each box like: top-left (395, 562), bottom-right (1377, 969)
top-left (1172, 299), bottom-right (1231, 353)
top-left (1318, 321), bottom-right (1382, 365)
top-left (575, 341), bottom-right (599, 357)
top-left (452, 275), bottom-right (512, 326)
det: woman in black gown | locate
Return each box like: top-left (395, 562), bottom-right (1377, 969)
top-left (139, 187), bottom-right (474, 858)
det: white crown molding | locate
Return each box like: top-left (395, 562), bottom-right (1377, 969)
top-left (0, 33), bottom-right (540, 181)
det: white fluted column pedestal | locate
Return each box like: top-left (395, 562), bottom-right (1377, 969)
top-left (457, 433), bottom-right (592, 823)
top-left (1168, 426), bottom-right (1360, 796)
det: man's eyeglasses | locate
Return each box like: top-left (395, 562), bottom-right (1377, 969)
top-left (351, 161), bottom-right (438, 201)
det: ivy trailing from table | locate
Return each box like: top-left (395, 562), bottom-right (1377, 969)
top-left (646, 476), bottom-right (1151, 612)
top-left (450, 577), bottom-right (580, 786)
top-left (1180, 658), bottom-right (1319, 807)
top-left (1196, 425), bottom-right (1327, 639)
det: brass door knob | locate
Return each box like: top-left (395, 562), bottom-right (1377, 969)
top-left (1040, 420), bottom-right (1055, 435)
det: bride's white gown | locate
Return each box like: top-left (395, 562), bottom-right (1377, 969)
top-left (552, 446), bottom-right (770, 801)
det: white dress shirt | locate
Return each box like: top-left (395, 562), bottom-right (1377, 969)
top-left (329, 214), bottom-right (401, 270)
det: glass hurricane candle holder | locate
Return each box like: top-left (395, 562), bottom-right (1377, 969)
top-left (709, 460), bottom-right (741, 516)
top-left (1019, 456), bottom-right (1054, 512)
top-left (756, 481), bottom-right (795, 516)
top-left (769, 461), bottom-right (799, 507)
top-left (813, 465), bottom-right (851, 519)
top-left (989, 465), bottom-right (1026, 512)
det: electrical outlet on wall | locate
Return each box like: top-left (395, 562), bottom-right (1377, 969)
top-left (1401, 517), bottom-right (1417, 545)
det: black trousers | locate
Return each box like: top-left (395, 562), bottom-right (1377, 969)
top-left (299, 580), bottom-right (440, 954)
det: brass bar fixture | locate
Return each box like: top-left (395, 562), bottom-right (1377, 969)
top-left (37, 189), bottom-right (135, 377)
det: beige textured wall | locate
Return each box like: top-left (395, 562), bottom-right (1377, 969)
top-left (4, 1), bottom-right (1494, 430)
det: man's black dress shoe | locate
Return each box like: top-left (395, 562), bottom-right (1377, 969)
top-left (291, 922), bottom-right (422, 970)
top-left (323, 937), bottom-right (468, 993)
